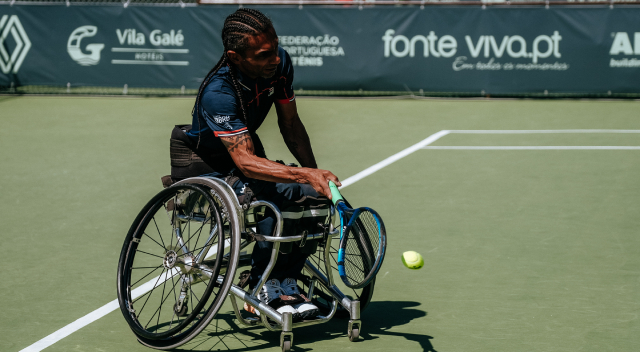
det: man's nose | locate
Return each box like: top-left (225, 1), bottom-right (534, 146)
top-left (272, 54), bottom-right (281, 66)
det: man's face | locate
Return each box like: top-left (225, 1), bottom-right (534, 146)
top-left (228, 31), bottom-right (280, 79)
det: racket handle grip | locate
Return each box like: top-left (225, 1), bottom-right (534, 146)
top-left (328, 181), bottom-right (343, 204)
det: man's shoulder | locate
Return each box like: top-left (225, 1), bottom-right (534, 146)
top-left (201, 67), bottom-right (238, 113)
top-left (202, 68), bottom-right (238, 102)
top-left (204, 66), bottom-right (235, 94)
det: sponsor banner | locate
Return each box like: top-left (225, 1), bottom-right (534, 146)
top-left (0, 5), bottom-right (639, 94)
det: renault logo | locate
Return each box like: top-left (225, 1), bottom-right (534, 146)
top-left (0, 15), bottom-right (31, 74)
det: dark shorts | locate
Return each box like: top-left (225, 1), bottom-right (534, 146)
top-left (201, 171), bottom-right (320, 289)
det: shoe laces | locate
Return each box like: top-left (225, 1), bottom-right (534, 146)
top-left (280, 278), bottom-right (300, 296)
top-left (258, 279), bottom-right (282, 303)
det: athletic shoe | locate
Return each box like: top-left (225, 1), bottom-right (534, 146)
top-left (253, 279), bottom-right (297, 317)
top-left (280, 278), bottom-right (319, 319)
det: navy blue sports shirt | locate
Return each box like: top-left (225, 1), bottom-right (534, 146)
top-left (187, 47), bottom-right (295, 154)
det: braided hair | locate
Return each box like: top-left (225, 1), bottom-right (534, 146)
top-left (193, 8), bottom-right (275, 147)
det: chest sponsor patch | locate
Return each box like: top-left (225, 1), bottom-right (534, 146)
top-left (268, 87), bottom-right (274, 96)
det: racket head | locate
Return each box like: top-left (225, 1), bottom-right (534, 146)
top-left (337, 206), bottom-right (387, 289)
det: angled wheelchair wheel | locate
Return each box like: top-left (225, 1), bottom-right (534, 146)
top-left (302, 235), bottom-right (375, 318)
top-left (117, 180), bottom-right (241, 350)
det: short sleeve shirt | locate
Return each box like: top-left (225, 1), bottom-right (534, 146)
top-left (187, 47), bottom-right (295, 153)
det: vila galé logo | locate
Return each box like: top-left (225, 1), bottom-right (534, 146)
top-left (67, 26), bottom-right (105, 66)
top-left (116, 29), bottom-right (184, 46)
top-left (67, 26), bottom-right (188, 66)
top-left (382, 29), bottom-right (569, 71)
top-left (112, 28), bottom-right (189, 66)
top-left (0, 15), bottom-right (32, 74)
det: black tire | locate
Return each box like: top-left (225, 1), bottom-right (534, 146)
top-left (117, 180), bottom-right (240, 349)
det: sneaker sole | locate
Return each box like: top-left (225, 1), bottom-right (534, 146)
top-left (297, 308), bottom-right (319, 320)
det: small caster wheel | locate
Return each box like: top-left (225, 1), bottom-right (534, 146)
top-left (173, 303), bottom-right (188, 317)
top-left (348, 327), bottom-right (359, 342)
top-left (281, 336), bottom-right (292, 352)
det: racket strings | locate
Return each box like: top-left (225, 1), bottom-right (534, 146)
top-left (358, 210), bottom-right (380, 255)
top-left (342, 209), bottom-right (382, 286)
top-left (343, 233), bottom-right (367, 282)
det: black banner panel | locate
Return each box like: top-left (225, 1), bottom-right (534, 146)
top-left (1, 5), bottom-right (639, 94)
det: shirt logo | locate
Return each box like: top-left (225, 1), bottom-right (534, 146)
top-left (214, 115), bottom-right (230, 124)
top-left (268, 87), bottom-right (274, 96)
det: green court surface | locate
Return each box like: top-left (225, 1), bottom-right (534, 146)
top-left (2, 96), bottom-right (639, 352)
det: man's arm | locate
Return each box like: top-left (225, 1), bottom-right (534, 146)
top-left (275, 101), bottom-right (317, 168)
top-left (220, 132), bottom-right (340, 198)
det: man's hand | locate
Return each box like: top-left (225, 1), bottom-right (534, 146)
top-left (307, 169), bottom-right (342, 199)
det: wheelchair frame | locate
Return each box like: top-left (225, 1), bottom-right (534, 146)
top-left (120, 176), bottom-right (363, 351)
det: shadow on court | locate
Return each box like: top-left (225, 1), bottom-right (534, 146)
top-left (361, 301), bottom-right (436, 351)
top-left (175, 301), bottom-right (435, 351)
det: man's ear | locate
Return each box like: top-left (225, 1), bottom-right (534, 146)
top-left (227, 50), bottom-right (243, 65)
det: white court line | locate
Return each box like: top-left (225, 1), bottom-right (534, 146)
top-left (339, 130), bottom-right (451, 188)
top-left (424, 146), bottom-right (640, 150)
top-left (20, 129), bottom-right (640, 351)
top-left (19, 239), bottom-right (229, 352)
top-left (449, 129), bottom-right (640, 134)
top-left (340, 129), bottom-right (640, 189)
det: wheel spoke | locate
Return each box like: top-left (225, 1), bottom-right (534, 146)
top-left (131, 265), bottom-right (164, 288)
top-left (135, 267), bottom-right (166, 316)
top-left (169, 274), bottom-right (179, 329)
top-left (151, 217), bottom-right (167, 249)
top-left (131, 265), bottom-right (165, 270)
top-left (177, 235), bottom-right (218, 260)
top-left (142, 232), bottom-right (166, 250)
top-left (145, 269), bottom-right (181, 330)
top-left (135, 250), bottom-right (165, 260)
top-left (180, 217), bottom-right (210, 254)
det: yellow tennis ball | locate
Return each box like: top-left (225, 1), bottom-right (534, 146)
top-left (402, 251), bottom-right (424, 270)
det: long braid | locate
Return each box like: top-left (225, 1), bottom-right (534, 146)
top-left (228, 64), bottom-right (250, 129)
top-left (193, 8), bottom-right (274, 147)
top-left (193, 53), bottom-right (227, 148)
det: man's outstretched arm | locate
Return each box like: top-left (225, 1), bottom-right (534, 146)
top-left (275, 101), bottom-right (317, 169)
top-left (220, 132), bottom-right (340, 199)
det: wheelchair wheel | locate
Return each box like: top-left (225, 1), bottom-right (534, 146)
top-left (117, 181), bottom-right (240, 350)
top-left (302, 235), bottom-right (375, 318)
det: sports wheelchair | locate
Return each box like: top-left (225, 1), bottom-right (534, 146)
top-left (116, 176), bottom-right (376, 351)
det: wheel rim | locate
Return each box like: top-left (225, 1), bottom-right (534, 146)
top-left (118, 184), bottom-right (227, 340)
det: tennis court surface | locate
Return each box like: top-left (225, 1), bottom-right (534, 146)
top-left (2, 96), bottom-right (639, 352)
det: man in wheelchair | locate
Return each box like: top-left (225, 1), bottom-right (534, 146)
top-left (168, 9), bottom-right (341, 321)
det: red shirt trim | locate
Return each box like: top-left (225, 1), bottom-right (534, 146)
top-left (214, 127), bottom-right (248, 137)
top-left (277, 94), bottom-right (296, 105)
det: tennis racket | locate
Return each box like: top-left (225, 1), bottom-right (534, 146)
top-left (329, 181), bottom-right (387, 289)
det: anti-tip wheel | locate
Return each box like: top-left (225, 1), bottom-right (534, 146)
top-left (281, 339), bottom-right (292, 352)
top-left (173, 303), bottom-right (188, 317)
top-left (348, 327), bottom-right (360, 342)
